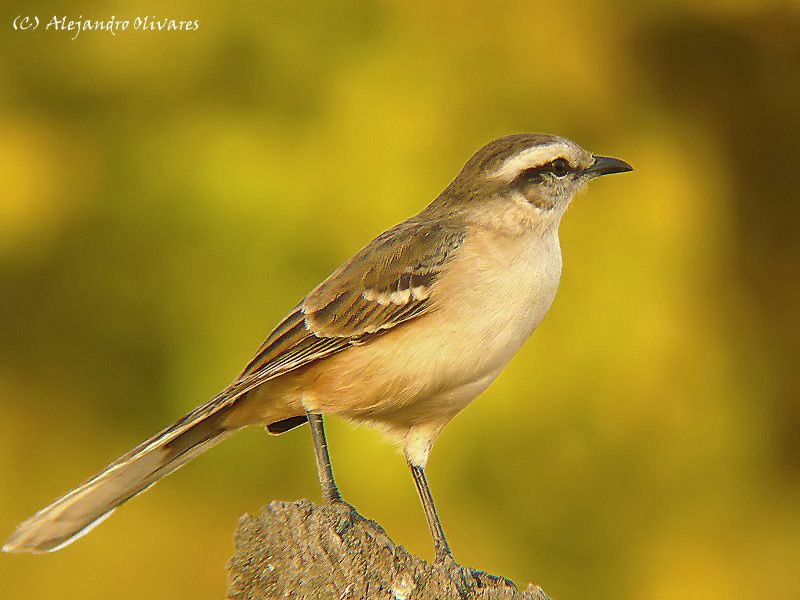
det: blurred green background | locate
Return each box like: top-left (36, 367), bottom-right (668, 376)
top-left (2, 1), bottom-right (799, 598)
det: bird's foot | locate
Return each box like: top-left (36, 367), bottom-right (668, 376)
top-left (433, 542), bottom-right (457, 567)
top-left (433, 546), bottom-right (474, 597)
top-left (433, 546), bottom-right (519, 596)
top-left (321, 484), bottom-right (343, 504)
top-left (466, 568), bottom-right (518, 591)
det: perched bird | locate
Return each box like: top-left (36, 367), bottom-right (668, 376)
top-left (3, 133), bottom-right (632, 560)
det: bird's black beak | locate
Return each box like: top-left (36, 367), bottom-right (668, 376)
top-left (585, 155), bottom-right (633, 178)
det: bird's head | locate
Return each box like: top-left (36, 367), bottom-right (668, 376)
top-left (439, 134), bottom-right (632, 230)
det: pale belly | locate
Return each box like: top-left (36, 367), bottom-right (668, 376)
top-left (299, 227), bottom-right (563, 431)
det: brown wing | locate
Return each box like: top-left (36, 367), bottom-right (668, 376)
top-left (230, 217), bottom-right (465, 396)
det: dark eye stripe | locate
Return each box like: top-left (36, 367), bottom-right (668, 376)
top-left (513, 158), bottom-right (573, 185)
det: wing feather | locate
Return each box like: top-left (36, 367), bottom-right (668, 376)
top-left (233, 217), bottom-right (465, 393)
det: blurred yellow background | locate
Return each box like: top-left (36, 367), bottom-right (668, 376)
top-left (2, 1), bottom-right (799, 598)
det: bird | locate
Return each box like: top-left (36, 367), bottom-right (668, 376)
top-left (3, 133), bottom-right (632, 560)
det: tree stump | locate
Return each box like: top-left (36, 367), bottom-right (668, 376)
top-left (227, 499), bottom-right (550, 599)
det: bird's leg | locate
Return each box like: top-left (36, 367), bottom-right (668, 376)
top-left (410, 463), bottom-right (454, 564)
top-left (306, 412), bottom-right (342, 502)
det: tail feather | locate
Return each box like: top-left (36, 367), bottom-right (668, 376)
top-left (3, 393), bottom-right (239, 554)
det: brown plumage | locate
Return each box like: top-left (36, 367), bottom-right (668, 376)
top-left (3, 133), bottom-right (631, 556)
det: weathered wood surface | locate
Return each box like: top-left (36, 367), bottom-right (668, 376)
top-left (227, 499), bottom-right (550, 600)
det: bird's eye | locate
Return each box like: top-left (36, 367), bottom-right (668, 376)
top-left (550, 158), bottom-right (570, 177)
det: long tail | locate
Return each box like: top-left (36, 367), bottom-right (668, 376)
top-left (3, 393), bottom-right (240, 554)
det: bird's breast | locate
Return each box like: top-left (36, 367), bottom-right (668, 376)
top-left (431, 226), bottom-right (563, 380)
top-left (292, 226), bottom-right (563, 428)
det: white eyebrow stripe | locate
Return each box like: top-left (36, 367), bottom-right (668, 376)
top-left (489, 142), bottom-right (572, 181)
